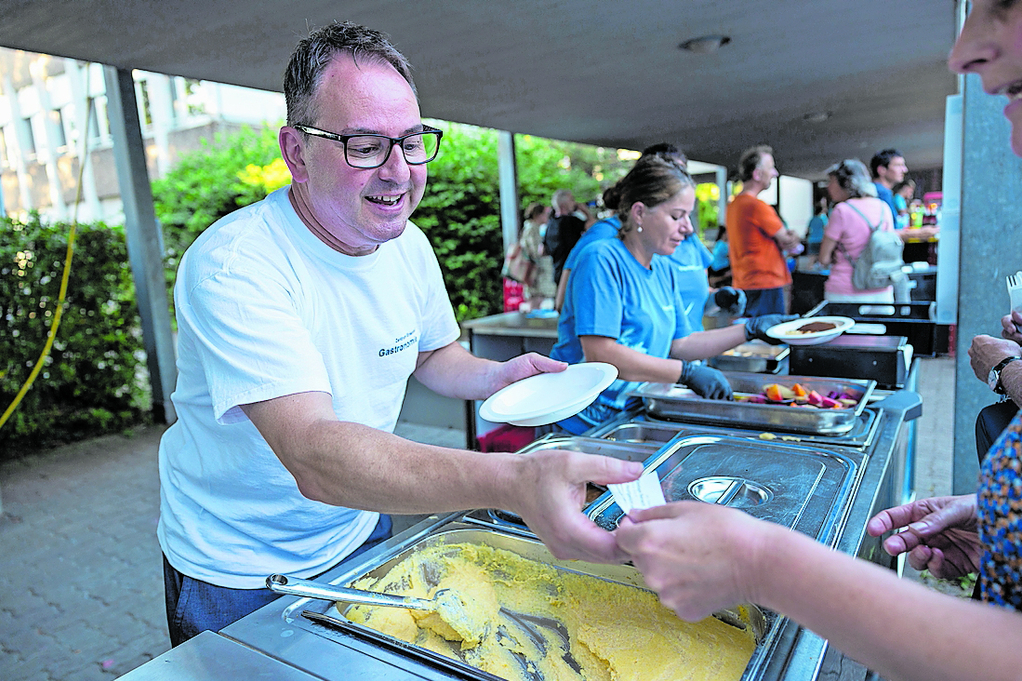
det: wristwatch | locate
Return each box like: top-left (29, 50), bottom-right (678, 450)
top-left (988, 356), bottom-right (1021, 394)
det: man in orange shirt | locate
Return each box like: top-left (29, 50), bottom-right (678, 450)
top-left (725, 145), bottom-right (801, 315)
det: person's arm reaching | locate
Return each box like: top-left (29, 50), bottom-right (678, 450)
top-left (772, 226), bottom-right (802, 251)
top-left (412, 341), bottom-right (565, 400)
top-left (242, 390), bottom-right (642, 563)
top-left (865, 495), bottom-right (980, 580)
top-left (616, 501), bottom-right (1022, 681)
top-left (968, 334), bottom-right (1022, 407)
top-left (580, 334), bottom-right (733, 400)
top-left (817, 236), bottom-right (837, 266)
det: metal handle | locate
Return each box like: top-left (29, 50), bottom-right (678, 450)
top-left (266, 574), bottom-right (434, 611)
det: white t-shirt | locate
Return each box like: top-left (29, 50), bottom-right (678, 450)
top-left (157, 187), bottom-right (460, 588)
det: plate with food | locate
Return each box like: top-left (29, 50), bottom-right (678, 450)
top-left (479, 362), bottom-right (618, 426)
top-left (765, 316), bottom-right (855, 346)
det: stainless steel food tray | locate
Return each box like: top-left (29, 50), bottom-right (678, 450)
top-left (587, 408), bottom-right (883, 452)
top-left (588, 435), bottom-right (858, 548)
top-left (278, 523), bottom-right (775, 681)
top-left (635, 372), bottom-right (876, 435)
top-left (709, 341), bottom-right (789, 374)
top-left (487, 434), bottom-right (661, 527)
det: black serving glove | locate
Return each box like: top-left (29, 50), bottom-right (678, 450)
top-left (713, 286), bottom-right (747, 316)
top-left (744, 314), bottom-right (799, 345)
top-left (679, 362), bottom-right (733, 400)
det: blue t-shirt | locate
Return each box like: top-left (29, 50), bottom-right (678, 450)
top-left (806, 214), bottom-right (828, 245)
top-left (710, 240), bottom-right (729, 271)
top-left (563, 216), bottom-right (620, 273)
top-left (665, 235), bottom-right (712, 332)
top-left (874, 183), bottom-right (898, 219)
top-left (551, 238), bottom-right (691, 433)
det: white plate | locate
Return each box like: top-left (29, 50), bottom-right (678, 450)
top-left (765, 316), bottom-right (855, 346)
top-left (478, 362), bottom-right (618, 427)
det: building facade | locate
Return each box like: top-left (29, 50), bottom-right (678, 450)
top-left (0, 47), bottom-right (286, 224)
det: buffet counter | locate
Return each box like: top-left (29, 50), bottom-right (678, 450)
top-left (121, 372), bottom-right (921, 681)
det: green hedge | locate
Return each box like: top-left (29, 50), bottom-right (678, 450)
top-left (0, 214), bottom-right (150, 454)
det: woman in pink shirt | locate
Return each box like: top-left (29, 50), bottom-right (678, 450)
top-left (818, 158), bottom-right (897, 303)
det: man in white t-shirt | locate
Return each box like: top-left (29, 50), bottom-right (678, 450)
top-left (158, 21), bottom-right (641, 646)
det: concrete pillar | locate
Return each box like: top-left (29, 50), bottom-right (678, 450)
top-left (103, 66), bottom-right (177, 424)
top-left (952, 71), bottom-right (1022, 493)
top-left (716, 166), bottom-right (728, 231)
top-left (29, 60), bottom-right (69, 221)
top-left (498, 130), bottom-right (520, 252)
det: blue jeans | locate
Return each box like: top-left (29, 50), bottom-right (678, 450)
top-left (163, 514), bottom-right (392, 647)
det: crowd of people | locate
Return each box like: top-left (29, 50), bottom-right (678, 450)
top-left (155, 5), bottom-right (1022, 681)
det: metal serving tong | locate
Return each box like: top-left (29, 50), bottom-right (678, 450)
top-left (266, 573), bottom-right (454, 613)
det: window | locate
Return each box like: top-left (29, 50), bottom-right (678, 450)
top-left (89, 95), bottom-right (111, 141)
top-left (48, 109), bottom-right (67, 150)
top-left (60, 105), bottom-right (79, 149)
top-left (184, 79), bottom-right (205, 116)
top-left (136, 79), bottom-right (153, 127)
top-left (21, 116), bottom-right (36, 157)
top-left (0, 127), bottom-right (9, 168)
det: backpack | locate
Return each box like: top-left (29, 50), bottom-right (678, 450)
top-left (839, 202), bottom-right (904, 290)
top-left (501, 241), bottom-right (536, 285)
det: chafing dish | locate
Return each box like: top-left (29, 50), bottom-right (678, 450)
top-left (588, 434), bottom-right (859, 548)
top-left (634, 372), bottom-right (876, 435)
top-left (271, 522), bottom-right (776, 681)
top-left (588, 408), bottom-right (883, 452)
top-left (709, 341), bottom-right (789, 374)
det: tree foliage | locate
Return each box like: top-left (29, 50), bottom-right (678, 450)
top-left (152, 125), bottom-right (285, 282)
top-left (0, 214), bottom-right (150, 455)
top-left (152, 121), bottom-right (632, 320)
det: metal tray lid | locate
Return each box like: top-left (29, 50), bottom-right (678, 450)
top-left (588, 434), bottom-right (858, 544)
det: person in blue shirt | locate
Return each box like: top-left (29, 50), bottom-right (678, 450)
top-left (805, 196), bottom-right (829, 258)
top-left (554, 184), bottom-right (622, 311)
top-left (869, 148), bottom-right (907, 219)
top-left (665, 230), bottom-right (713, 331)
top-left (550, 156), bottom-right (791, 434)
top-left (707, 225), bottom-right (731, 288)
top-left (556, 143), bottom-right (713, 331)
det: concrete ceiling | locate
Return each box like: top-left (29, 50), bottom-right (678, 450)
top-left (0, 0), bottom-right (960, 180)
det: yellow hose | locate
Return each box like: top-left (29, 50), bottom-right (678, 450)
top-left (0, 90), bottom-right (93, 432)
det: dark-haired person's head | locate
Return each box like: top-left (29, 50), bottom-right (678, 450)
top-left (524, 202), bottom-right (548, 222)
top-left (616, 156), bottom-right (696, 236)
top-left (284, 21), bottom-right (415, 128)
top-left (641, 142), bottom-right (688, 171)
top-left (869, 149), bottom-right (907, 185)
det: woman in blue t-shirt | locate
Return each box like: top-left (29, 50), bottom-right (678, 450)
top-left (550, 156), bottom-right (790, 434)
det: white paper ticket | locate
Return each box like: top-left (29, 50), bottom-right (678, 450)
top-left (608, 473), bottom-right (667, 515)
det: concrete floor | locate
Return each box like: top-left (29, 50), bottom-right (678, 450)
top-left (0, 356), bottom-right (957, 680)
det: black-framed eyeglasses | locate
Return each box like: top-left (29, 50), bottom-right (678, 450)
top-left (293, 124), bottom-right (443, 169)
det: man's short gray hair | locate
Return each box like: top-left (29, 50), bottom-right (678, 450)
top-left (737, 145), bottom-right (773, 183)
top-left (826, 159), bottom-right (878, 199)
top-left (284, 21), bottom-right (415, 128)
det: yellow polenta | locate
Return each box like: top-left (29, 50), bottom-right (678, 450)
top-left (345, 543), bottom-right (755, 681)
